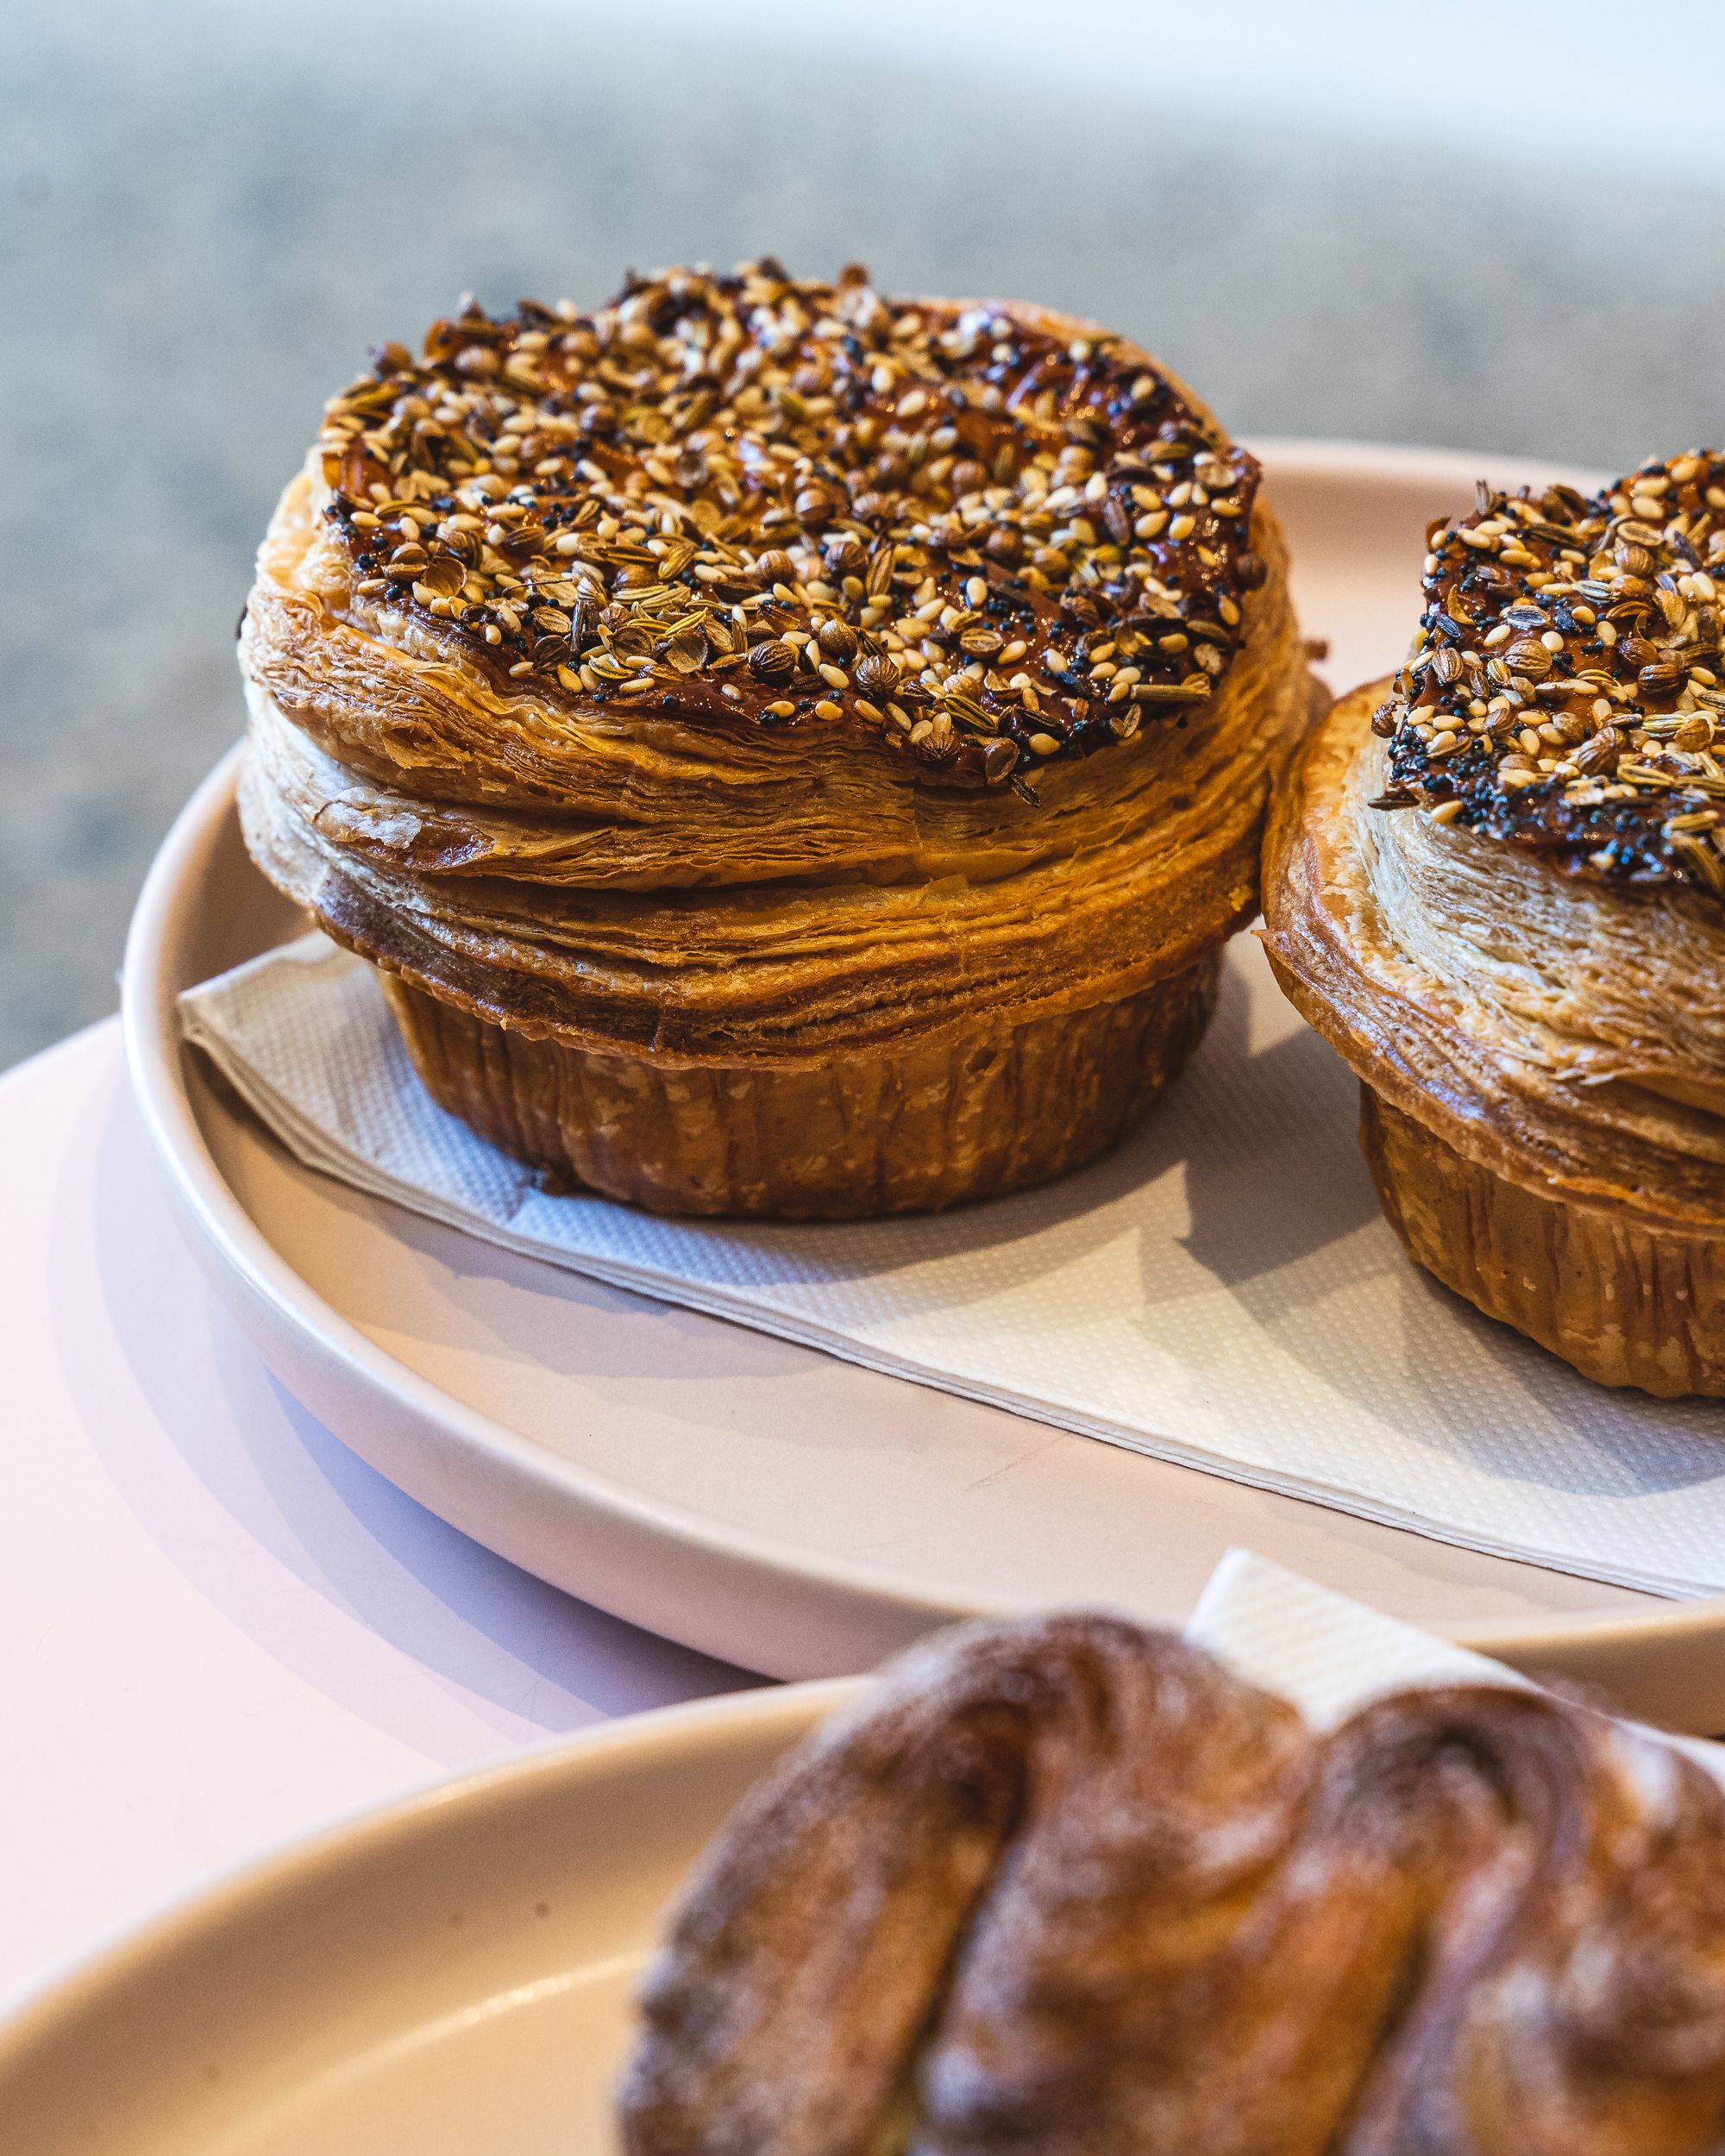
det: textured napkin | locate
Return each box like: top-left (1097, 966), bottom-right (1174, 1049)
top-left (179, 931), bottom-right (1725, 1598)
top-left (1186, 1549), bottom-right (1725, 1783)
top-left (1186, 1547), bottom-right (1531, 1727)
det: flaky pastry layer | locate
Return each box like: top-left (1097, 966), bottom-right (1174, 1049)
top-left (242, 499), bottom-right (1311, 1066)
top-left (1264, 681), bottom-right (1725, 1236)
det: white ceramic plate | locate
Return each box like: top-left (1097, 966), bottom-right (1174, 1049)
top-left (0, 1682), bottom-right (849, 2154)
top-left (121, 442), bottom-right (1725, 1729)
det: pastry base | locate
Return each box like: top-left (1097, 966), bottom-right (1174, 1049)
top-left (379, 955), bottom-right (1220, 1220)
top-left (1359, 1086), bottom-right (1725, 1400)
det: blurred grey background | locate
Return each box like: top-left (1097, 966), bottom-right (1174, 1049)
top-left (4, 0), bottom-right (1723, 1069)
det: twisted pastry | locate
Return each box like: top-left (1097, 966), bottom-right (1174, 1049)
top-left (238, 260), bottom-right (1316, 1217)
top-left (619, 1614), bottom-right (1725, 2156)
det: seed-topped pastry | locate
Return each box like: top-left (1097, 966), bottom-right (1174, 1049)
top-left (310, 263), bottom-right (1267, 786)
top-left (1371, 455), bottom-right (1725, 899)
top-left (1264, 457), bottom-right (1725, 1395)
top-left (240, 260), bottom-right (1318, 1218)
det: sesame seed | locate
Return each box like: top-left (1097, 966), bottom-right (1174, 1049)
top-left (1373, 451), bottom-right (1725, 899)
top-left (314, 261), bottom-right (1261, 787)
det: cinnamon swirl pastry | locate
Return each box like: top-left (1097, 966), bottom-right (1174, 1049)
top-left (238, 260), bottom-right (1316, 1218)
top-left (620, 1612), bottom-right (1725, 2155)
top-left (1264, 457), bottom-right (1725, 1396)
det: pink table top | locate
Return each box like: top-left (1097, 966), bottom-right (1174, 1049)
top-left (0, 1018), bottom-right (753, 2016)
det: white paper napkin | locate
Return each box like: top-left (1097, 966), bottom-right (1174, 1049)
top-left (1186, 1547), bottom-right (1530, 1726)
top-left (179, 931), bottom-right (1725, 1599)
top-left (1186, 1548), bottom-right (1725, 1784)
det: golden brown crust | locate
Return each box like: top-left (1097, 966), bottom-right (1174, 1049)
top-left (240, 496), bottom-right (1309, 1062)
top-left (619, 1613), bottom-right (1725, 2156)
top-left (380, 954), bottom-right (1217, 1219)
top-left (1262, 679), bottom-right (1725, 1395)
top-left (239, 271), bottom-right (1316, 1215)
top-left (1362, 1088), bottom-right (1725, 1397)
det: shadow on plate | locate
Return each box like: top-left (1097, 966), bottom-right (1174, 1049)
top-left (50, 1075), bottom-right (756, 1760)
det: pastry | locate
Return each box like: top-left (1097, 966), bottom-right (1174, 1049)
top-left (237, 260), bottom-right (1317, 1219)
top-left (620, 1611), bottom-right (1725, 2155)
top-left (1263, 458), bottom-right (1725, 1395)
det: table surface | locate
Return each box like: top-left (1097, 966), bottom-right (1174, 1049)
top-left (0, 1017), bottom-right (755, 2019)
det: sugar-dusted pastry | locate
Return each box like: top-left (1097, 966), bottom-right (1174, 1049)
top-left (620, 1612), bottom-right (1725, 2155)
top-left (238, 260), bottom-right (1317, 1219)
top-left (1264, 458), bottom-right (1725, 1395)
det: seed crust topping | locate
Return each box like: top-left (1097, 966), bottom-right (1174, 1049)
top-left (1372, 454), bottom-right (1725, 900)
top-left (314, 260), bottom-right (1264, 788)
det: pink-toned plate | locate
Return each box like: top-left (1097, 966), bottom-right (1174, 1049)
top-left (122, 442), bottom-right (1725, 1730)
top-left (0, 1683), bottom-right (845, 2154)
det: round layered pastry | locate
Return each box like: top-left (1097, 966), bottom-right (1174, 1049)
top-left (1264, 456), bottom-right (1725, 1396)
top-left (621, 1612), bottom-right (1725, 2155)
top-left (238, 260), bottom-right (1316, 1219)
